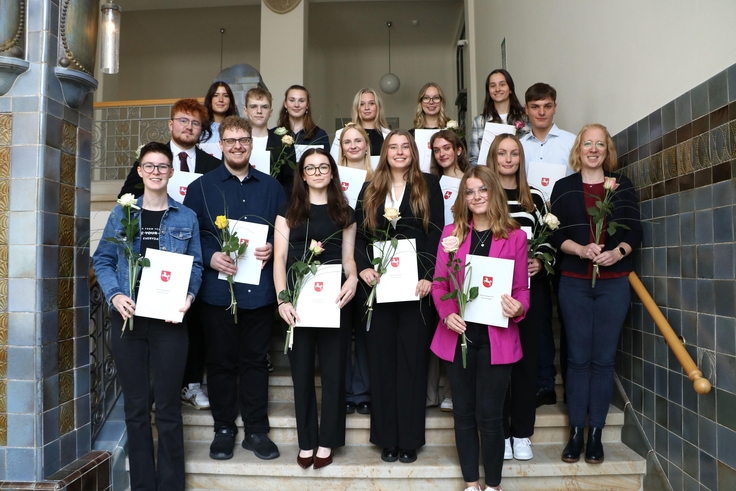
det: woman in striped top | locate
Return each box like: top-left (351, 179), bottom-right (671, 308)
top-left (487, 133), bottom-right (555, 462)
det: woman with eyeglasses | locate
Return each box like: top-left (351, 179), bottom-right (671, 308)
top-left (274, 148), bottom-right (359, 470)
top-left (331, 88), bottom-right (391, 160)
top-left (276, 85), bottom-right (330, 200)
top-left (199, 81), bottom-right (239, 159)
top-left (93, 142), bottom-right (203, 491)
top-left (469, 70), bottom-right (528, 166)
top-left (550, 124), bottom-right (641, 465)
top-left (431, 166), bottom-right (529, 491)
top-left (355, 130), bottom-right (444, 464)
top-left (410, 83), bottom-right (452, 136)
top-left (489, 134), bottom-right (554, 462)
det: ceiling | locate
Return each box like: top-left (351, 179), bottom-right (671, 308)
top-left (116, 0), bottom-right (446, 12)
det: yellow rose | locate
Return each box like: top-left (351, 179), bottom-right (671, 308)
top-left (214, 215), bottom-right (229, 230)
top-left (383, 207), bottom-right (400, 222)
top-left (281, 135), bottom-right (295, 146)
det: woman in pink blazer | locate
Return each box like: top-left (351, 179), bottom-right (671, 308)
top-left (431, 165), bottom-right (530, 491)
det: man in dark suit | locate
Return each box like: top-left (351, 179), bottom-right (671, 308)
top-left (118, 98), bottom-right (221, 198)
top-left (117, 98), bottom-right (221, 412)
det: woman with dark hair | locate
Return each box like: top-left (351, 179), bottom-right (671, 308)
top-left (355, 129), bottom-right (444, 464)
top-left (489, 133), bottom-right (555, 462)
top-left (274, 148), bottom-right (358, 470)
top-left (93, 142), bottom-right (203, 491)
top-left (275, 85), bottom-right (330, 198)
top-left (331, 88), bottom-right (391, 159)
top-left (550, 124), bottom-right (641, 464)
top-left (430, 129), bottom-right (470, 179)
top-left (199, 81), bottom-right (239, 159)
top-left (431, 165), bottom-right (529, 491)
top-left (410, 82), bottom-right (451, 137)
top-left (469, 69), bottom-right (528, 166)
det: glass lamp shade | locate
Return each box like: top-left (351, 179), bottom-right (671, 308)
top-left (100, 3), bottom-right (122, 74)
top-left (379, 72), bottom-right (400, 94)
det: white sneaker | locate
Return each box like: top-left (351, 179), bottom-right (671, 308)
top-left (464, 487), bottom-right (482, 491)
top-left (181, 383), bottom-right (210, 410)
top-left (440, 398), bottom-right (453, 412)
top-left (503, 438), bottom-right (513, 460)
top-left (512, 437), bottom-right (533, 460)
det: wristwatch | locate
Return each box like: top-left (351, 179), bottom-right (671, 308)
top-left (617, 246), bottom-right (626, 258)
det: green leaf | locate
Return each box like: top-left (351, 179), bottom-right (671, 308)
top-left (434, 276), bottom-right (447, 282)
top-left (440, 291), bottom-right (458, 301)
top-left (390, 237), bottom-right (398, 249)
top-left (371, 257), bottom-right (383, 265)
top-left (140, 257), bottom-right (151, 267)
top-left (309, 263), bottom-right (318, 276)
top-left (587, 206), bottom-right (599, 217)
top-left (468, 287), bottom-right (479, 300)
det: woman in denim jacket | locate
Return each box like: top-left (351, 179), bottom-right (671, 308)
top-left (93, 142), bottom-right (203, 491)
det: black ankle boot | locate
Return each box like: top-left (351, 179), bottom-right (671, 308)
top-left (585, 427), bottom-right (604, 463)
top-left (561, 426), bottom-right (585, 463)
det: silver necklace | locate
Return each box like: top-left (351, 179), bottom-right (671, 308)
top-left (473, 228), bottom-right (492, 249)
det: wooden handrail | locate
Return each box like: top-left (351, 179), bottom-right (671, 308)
top-left (93, 98), bottom-right (204, 108)
top-left (629, 272), bottom-right (711, 394)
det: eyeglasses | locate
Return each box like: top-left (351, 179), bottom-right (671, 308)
top-left (222, 137), bottom-right (253, 147)
top-left (421, 95), bottom-right (442, 104)
top-left (141, 163), bottom-right (172, 173)
top-left (304, 164), bottom-right (331, 176)
top-left (582, 141), bottom-right (606, 149)
top-left (464, 186), bottom-right (489, 200)
top-left (173, 117), bottom-right (202, 128)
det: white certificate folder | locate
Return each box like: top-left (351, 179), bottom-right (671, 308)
top-left (295, 264), bottom-right (342, 328)
top-left (217, 220), bottom-right (269, 285)
top-left (373, 238), bottom-right (419, 303)
top-left (135, 249), bottom-right (194, 323)
top-left (462, 254), bottom-right (515, 328)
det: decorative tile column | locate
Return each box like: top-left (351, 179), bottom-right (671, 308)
top-left (0, 0), bottom-right (109, 487)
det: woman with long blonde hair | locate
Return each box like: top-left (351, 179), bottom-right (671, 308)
top-left (355, 129), bottom-right (444, 464)
top-left (431, 165), bottom-right (530, 491)
top-left (331, 88), bottom-right (391, 159)
top-left (411, 83), bottom-right (451, 134)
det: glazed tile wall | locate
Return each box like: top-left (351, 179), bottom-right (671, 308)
top-left (615, 63), bottom-right (736, 491)
top-left (0, 0), bottom-right (94, 483)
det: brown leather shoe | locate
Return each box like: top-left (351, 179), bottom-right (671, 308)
top-left (297, 451), bottom-right (313, 469)
top-left (313, 449), bottom-right (333, 469)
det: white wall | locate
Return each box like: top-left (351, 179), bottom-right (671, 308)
top-left (466, 0), bottom-right (736, 135)
top-left (98, 5), bottom-right (261, 101)
top-left (306, 1), bottom-right (464, 135)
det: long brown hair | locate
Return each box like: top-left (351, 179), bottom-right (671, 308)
top-left (361, 130), bottom-right (430, 232)
top-left (285, 148), bottom-right (352, 229)
top-left (451, 166), bottom-right (518, 242)
top-left (277, 85), bottom-right (320, 141)
top-left (429, 130), bottom-right (470, 177)
top-left (487, 133), bottom-right (535, 213)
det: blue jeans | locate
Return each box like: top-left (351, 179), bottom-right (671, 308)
top-left (558, 275), bottom-right (630, 428)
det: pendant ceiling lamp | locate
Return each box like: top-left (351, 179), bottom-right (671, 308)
top-left (100, 3), bottom-right (122, 74)
top-left (379, 21), bottom-right (400, 94)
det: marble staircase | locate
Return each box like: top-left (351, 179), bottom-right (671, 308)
top-left (168, 349), bottom-right (646, 491)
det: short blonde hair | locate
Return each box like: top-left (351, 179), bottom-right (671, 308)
top-left (569, 123), bottom-right (617, 173)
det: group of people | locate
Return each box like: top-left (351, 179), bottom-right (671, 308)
top-left (92, 69), bottom-right (641, 491)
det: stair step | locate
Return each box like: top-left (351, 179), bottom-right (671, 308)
top-left (182, 441), bottom-right (645, 491)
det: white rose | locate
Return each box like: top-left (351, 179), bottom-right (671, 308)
top-left (446, 120), bottom-right (458, 130)
top-left (543, 213), bottom-right (560, 230)
top-left (117, 193), bottom-right (138, 208)
top-left (134, 144), bottom-right (144, 160)
top-left (274, 127), bottom-right (288, 136)
top-left (441, 235), bottom-right (460, 253)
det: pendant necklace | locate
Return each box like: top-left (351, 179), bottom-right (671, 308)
top-left (473, 228), bottom-right (492, 253)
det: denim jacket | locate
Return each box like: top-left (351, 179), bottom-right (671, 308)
top-left (93, 196), bottom-right (204, 308)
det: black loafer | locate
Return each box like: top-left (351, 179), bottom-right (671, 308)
top-left (346, 402), bottom-right (356, 414)
top-left (356, 402), bottom-right (371, 414)
top-left (562, 426), bottom-right (585, 463)
top-left (381, 447), bottom-right (399, 462)
top-left (399, 448), bottom-right (417, 463)
top-left (535, 387), bottom-right (557, 408)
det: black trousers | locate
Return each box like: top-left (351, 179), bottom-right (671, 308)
top-left (201, 301), bottom-right (273, 434)
top-left (286, 307), bottom-right (351, 450)
top-left (344, 296), bottom-right (371, 405)
top-left (181, 298), bottom-right (206, 388)
top-left (366, 300), bottom-right (433, 450)
top-left (110, 312), bottom-right (187, 491)
top-left (503, 274), bottom-right (551, 438)
top-left (448, 323), bottom-right (512, 488)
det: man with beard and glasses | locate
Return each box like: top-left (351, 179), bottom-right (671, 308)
top-left (183, 116), bottom-right (285, 461)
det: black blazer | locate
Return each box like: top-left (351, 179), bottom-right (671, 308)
top-left (355, 173), bottom-right (445, 282)
top-left (118, 144), bottom-right (221, 198)
top-left (549, 171), bottom-right (642, 275)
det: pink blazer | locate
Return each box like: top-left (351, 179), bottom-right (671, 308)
top-left (430, 223), bottom-right (530, 365)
